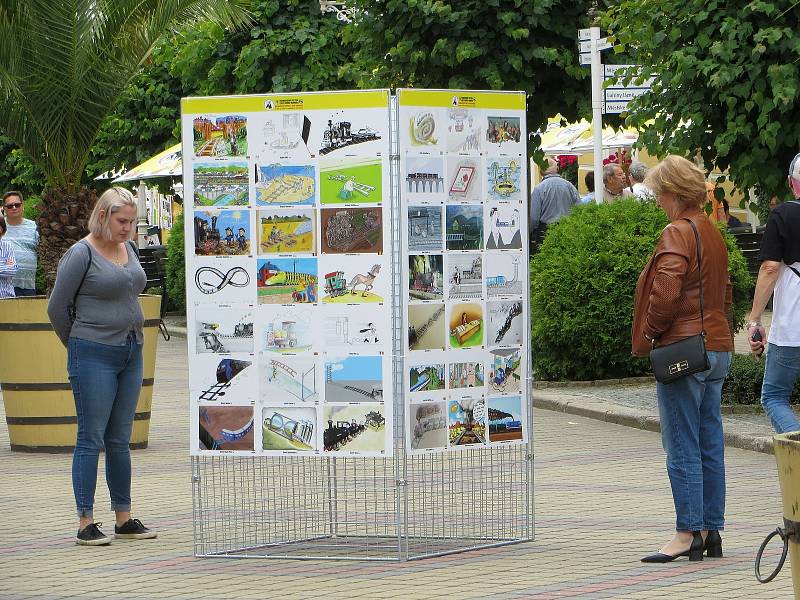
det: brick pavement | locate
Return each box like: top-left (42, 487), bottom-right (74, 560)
top-left (0, 336), bottom-right (795, 599)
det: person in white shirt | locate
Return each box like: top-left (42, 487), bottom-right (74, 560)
top-left (2, 191), bottom-right (38, 296)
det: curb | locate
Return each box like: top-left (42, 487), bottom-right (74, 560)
top-left (533, 395), bottom-right (775, 455)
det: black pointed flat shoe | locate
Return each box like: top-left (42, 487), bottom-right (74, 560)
top-left (641, 531), bottom-right (704, 563)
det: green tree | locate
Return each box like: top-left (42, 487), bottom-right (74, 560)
top-left (0, 0), bottom-right (251, 289)
top-left (88, 0), bottom-right (355, 178)
top-left (342, 0), bottom-right (593, 152)
top-left (604, 1), bottom-right (800, 204)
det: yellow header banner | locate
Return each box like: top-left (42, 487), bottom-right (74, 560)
top-left (398, 89), bottom-right (526, 111)
top-left (182, 89), bottom-right (390, 114)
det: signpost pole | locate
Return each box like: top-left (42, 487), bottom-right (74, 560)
top-left (590, 27), bottom-right (604, 203)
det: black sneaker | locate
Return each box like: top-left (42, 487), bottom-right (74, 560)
top-left (76, 522), bottom-right (111, 546)
top-left (114, 518), bottom-right (157, 540)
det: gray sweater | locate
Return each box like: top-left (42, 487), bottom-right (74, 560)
top-left (48, 239), bottom-right (147, 347)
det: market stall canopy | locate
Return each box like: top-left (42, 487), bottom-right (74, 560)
top-left (538, 117), bottom-right (638, 155)
top-left (113, 143), bottom-right (182, 182)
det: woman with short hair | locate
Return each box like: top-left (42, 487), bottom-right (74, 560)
top-left (632, 155), bottom-right (733, 562)
top-left (48, 187), bottom-right (157, 546)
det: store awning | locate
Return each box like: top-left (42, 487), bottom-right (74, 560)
top-left (114, 143), bottom-right (182, 182)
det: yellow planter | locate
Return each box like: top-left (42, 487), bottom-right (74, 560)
top-left (0, 295), bottom-right (161, 452)
top-left (774, 432), bottom-right (800, 597)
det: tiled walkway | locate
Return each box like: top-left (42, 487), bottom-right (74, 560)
top-left (0, 337), bottom-right (794, 599)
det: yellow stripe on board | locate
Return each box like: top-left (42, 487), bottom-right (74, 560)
top-left (182, 89), bottom-right (390, 114)
top-left (398, 89), bottom-right (526, 110)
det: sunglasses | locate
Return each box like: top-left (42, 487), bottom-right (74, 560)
top-left (4, 202), bottom-right (21, 209)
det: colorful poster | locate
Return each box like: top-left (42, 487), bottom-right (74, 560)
top-left (398, 88), bottom-right (529, 454)
top-left (183, 89), bottom-right (393, 457)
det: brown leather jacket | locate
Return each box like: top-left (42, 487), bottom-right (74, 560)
top-left (631, 207), bottom-right (734, 357)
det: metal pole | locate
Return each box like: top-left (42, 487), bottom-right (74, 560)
top-left (136, 180), bottom-right (149, 245)
top-left (590, 27), bottom-right (604, 203)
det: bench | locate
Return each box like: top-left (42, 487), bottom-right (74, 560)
top-left (138, 245), bottom-right (170, 340)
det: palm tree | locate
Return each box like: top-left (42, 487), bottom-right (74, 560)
top-left (0, 0), bottom-right (251, 289)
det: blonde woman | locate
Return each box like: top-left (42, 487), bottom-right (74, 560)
top-left (632, 156), bottom-right (733, 563)
top-left (48, 187), bottom-right (157, 546)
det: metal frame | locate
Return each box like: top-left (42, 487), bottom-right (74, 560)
top-left (191, 92), bottom-right (534, 561)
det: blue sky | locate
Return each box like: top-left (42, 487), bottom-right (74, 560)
top-left (327, 355), bottom-right (381, 382)
top-left (488, 396), bottom-right (522, 420)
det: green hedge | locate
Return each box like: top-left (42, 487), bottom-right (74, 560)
top-left (722, 352), bottom-right (800, 406)
top-left (165, 211), bottom-right (185, 314)
top-left (530, 200), bottom-right (753, 381)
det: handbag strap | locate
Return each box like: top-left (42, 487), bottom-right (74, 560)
top-left (683, 218), bottom-right (705, 335)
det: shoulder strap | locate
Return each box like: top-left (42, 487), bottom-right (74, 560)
top-left (72, 240), bottom-right (92, 307)
top-left (683, 218), bottom-right (705, 334)
top-left (128, 239), bottom-right (139, 258)
top-left (789, 265), bottom-right (800, 280)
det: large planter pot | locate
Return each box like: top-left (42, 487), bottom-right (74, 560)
top-left (0, 295), bottom-right (161, 452)
top-left (774, 432), bottom-right (800, 596)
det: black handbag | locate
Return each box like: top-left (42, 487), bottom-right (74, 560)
top-left (649, 219), bottom-right (711, 384)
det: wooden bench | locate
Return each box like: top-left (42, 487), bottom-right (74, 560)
top-left (138, 245), bottom-right (170, 340)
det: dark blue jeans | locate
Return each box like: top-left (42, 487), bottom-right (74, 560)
top-left (656, 351), bottom-right (731, 532)
top-left (761, 343), bottom-right (800, 433)
top-left (67, 335), bottom-right (143, 518)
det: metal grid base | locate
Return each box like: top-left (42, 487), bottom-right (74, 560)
top-left (192, 443), bottom-right (532, 561)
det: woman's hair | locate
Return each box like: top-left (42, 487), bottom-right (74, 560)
top-left (644, 155), bottom-right (706, 209)
top-left (0, 215), bottom-right (6, 235)
top-left (88, 187), bottom-right (137, 241)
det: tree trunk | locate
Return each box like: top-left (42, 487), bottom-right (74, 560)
top-left (37, 186), bottom-right (97, 292)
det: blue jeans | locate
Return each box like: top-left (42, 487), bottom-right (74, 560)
top-left (656, 350), bottom-right (731, 532)
top-left (67, 335), bottom-right (143, 518)
top-left (761, 344), bottom-right (800, 434)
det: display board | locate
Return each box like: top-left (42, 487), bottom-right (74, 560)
top-left (397, 90), bottom-right (529, 454)
top-left (182, 90), bottom-right (394, 457)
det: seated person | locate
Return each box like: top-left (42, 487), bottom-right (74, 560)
top-left (580, 171), bottom-right (595, 205)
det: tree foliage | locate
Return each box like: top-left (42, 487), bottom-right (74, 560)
top-left (604, 1), bottom-right (800, 201)
top-left (343, 0), bottom-right (593, 152)
top-left (89, 0), bottom-right (355, 178)
top-left (531, 200), bottom-right (752, 381)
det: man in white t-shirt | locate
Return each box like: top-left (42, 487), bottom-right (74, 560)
top-left (747, 153), bottom-right (800, 433)
top-left (2, 191), bottom-right (38, 296)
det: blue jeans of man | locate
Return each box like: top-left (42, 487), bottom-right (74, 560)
top-left (761, 343), bottom-right (800, 434)
top-left (67, 335), bottom-right (143, 518)
top-left (656, 350), bottom-right (731, 532)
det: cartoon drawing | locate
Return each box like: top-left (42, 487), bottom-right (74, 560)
top-left (485, 253), bottom-right (523, 297)
top-left (195, 358), bottom-right (253, 402)
top-left (487, 158), bottom-right (521, 201)
top-left (486, 204), bottom-right (522, 250)
top-left (408, 304), bottom-right (446, 351)
top-left (486, 116), bottom-right (522, 147)
top-left (409, 364), bottom-right (445, 393)
top-left (257, 258), bottom-right (317, 304)
top-left (193, 115), bottom-right (247, 157)
top-left (255, 164), bottom-right (315, 205)
top-left (448, 302), bottom-right (483, 348)
top-left (261, 353), bottom-right (317, 401)
top-left (320, 257), bottom-right (385, 304)
top-left (258, 209), bottom-right (315, 255)
top-left (193, 161), bottom-right (249, 206)
top-left (198, 406), bottom-right (254, 451)
top-left (410, 402), bottom-right (447, 450)
top-left (408, 254), bottom-right (444, 301)
top-left (487, 396), bottom-right (524, 443)
top-left (323, 309), bottom-right (384, 347)
top-left (445, 205), bottom-right (483, 251)
top-left (487, 300), bottom-right (523, 346)
top-left (447, 157), bottom-right (482, 203)
top-left (261, 307), bottom-right (314, 353)
top-left (194, 210), bottom-right (251, 256)
top-left (448, 398), bottom-right (486, 445)
top-left (319, 116), bottom-right (382, 155)
top-left (349, 264), bottom-right (381, 296)
top-left (324, 356), bottom-right (383, 403)
top-left (321, 207), bottom-right (382, 254)
top-left (407, 206), bottom-right (443, 252)
top-left (323, 404), bottom-right (386, 453)
top-left (262, 407), bottom-right (317, 451)
top-left (447, 108), bottom-right (481, 154)
top-left (448, 361), bottom-right (485, 390)
top-left (489, 348), bottom-right (523, 394)
top-left (447, 253), bottom-right (483, 300)
top-left (319, 159), bottom-right (381, 204)
top-left (256, 112), bottom-right (311, 156)
top-left (404, 156), bottom-right (445, 195)
top-left (195, 312), bottom-right (254, 354)
top-left (409, 112), bottom-right (439, 146)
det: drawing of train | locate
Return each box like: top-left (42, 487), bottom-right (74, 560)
top-left (320, 121), bottom-right (381, 155)
top-left (324, 271), bottom-right (349, 297)
top-left (324, 419), bottom-right (366, 451)
top-left (486, 275), bottom-right (506, 287)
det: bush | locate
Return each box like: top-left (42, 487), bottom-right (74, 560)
top-left (165, 211), bottom-right (185, 314)
top-left (722, 353), bottom-right (800, 405)
top-left (530, 200), bottom-right (753, 381)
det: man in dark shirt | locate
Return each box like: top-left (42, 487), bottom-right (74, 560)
top-left (746, 152), bottom-right (800, 433)
top-left (722, 200), bottom-right (744, 228)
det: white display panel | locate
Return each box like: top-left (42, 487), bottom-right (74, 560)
top-left (398, 90), bottom-right (529, 454)
top-left (182, 91), bottom-right (393, 457)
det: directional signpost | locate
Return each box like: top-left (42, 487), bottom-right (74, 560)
top-left (602, 64), bottom-right (652, 114)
